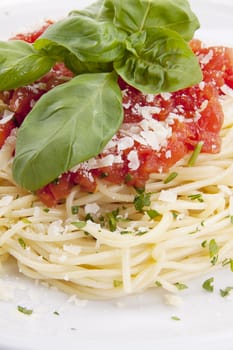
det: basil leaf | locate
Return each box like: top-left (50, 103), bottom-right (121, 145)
top-left (0, 40), bottom-right (55, 90)
top-left (114, 27), bottom-right (202, 94)
top-left (64, 52), bottom-right (113, 75)
top-left (111, 0), bottom-right (199, 41)
top-left (34, 15), bottom-right (127, 63)
top-left (12, 72), bottom-right (123, 191)
top-left (69, 0), bottom-right (114, 22)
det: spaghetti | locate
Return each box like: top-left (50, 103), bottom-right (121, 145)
top-left (0, 93), bottom-right (233, 299)
top-left (0, 6), bottom-right (233, 299)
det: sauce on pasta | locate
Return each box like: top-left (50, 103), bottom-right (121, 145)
top-left (0, 22), bottom-right (233, 300)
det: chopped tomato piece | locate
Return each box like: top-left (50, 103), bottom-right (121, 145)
top-left (9, 86), bottom-right (45, 125)
top-left (10, 20), bottom-right (53, 43)
top-left (36, 186), bottom-right (57, 208)
top-left (94, 163), bottom-right (127, 186)
top-left (71, 169), bottom-right (97, 193)
top-left (0, 118), bottom-right (16, 148)
top-left (192, 44), bottom-right (233, 90)
top-left (37, 174), bottom-right (72, 207)
top-left (48, 174), bottom-right (72, 201)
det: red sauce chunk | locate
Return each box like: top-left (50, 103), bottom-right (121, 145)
top-left (1, 26), bottom-right (233, 207)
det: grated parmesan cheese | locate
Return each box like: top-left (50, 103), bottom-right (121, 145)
top-left (117, 136), bottom-right (134, 151)
top-left (145, 94), bottom-right (155, 103)
top-left (0, 110), bottom-right (14, 125)
top-left (160, 92), bottom-right (172, 101)
top-left (127, 150), bottom-right (140, 170)
top-left (220, 84), bottom-right (233, 97)
top-left (164, 293), bottom-right (183, 306)
top-left (47, 220), bottom-right (64, 236)
top-left (199, 49), bottom-right (213, 65)
top-left (158, 190), bottom-right (177, 203)
top-left (84, 203), bottom-right (100, 215)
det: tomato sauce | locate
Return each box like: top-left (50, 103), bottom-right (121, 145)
top-left (0, 26), bottom-right (232, 207)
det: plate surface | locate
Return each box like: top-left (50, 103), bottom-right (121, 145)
top-left (0, 1), bottom-right (233, 349)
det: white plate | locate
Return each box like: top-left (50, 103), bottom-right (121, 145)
top-left (0, 1), bottom-right (233, 349)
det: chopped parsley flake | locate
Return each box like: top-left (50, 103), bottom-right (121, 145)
top-left (155, 281), bottom-right (162, 287)
top-left (201, 240), bottom-right (207, 248)
top-left (17, 305), bottom-right (33, 315)
top-left (71, 221), bottom-right (87, 229)
top-left (85, 213), bottom-right (94, 222)
top-left (120, 230), bottom-right (132, 235)
top-left (229, 259), bottom-right (233, 270)
top-left (174, 282), bottom-right (188, 290)
top-left (113, 280), bottom-right (122, 287)
top-left (202, 277), bottom-right (214, 292)
top-left (21, 218), bottom-right (32, 224)
top-left (222, 258), bottom-right (233, 272)
top-left (188, 141), bottom-right (204, 166)
top-left (134, 190), bottom-right (151, 212)
top-left (146, 209), bottom-right (161, 220)
top-left (106, 209), bottom-right (120, 232)
top-left (209, 239), bottom-right (219, 265)
top-left (188, 226), bottom-right (200, 234)
top-left (43, 208), bottom-right (50, 213)
top-left (164, 172), bottom-right (178, 184)
top-left (18, 237), bottom-right (26, 249)
top-left (171, 211), bottom-right (179, 219)
top-left (135, 229), bottom-right (148, 236)
top-left (188, 193), bottom-right (204, 202)
top-left (71, 205), bottom-right (79, 215)
top-left (53, 311), bottom-right (60, 316)
top-left (220, 286), bottom-right (233, 297)
top-left (171, 316), bottom-right (181, 321)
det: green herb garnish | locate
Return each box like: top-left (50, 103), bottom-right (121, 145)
top-left (120, 230), bottom-right (132, 235)
top-left (171, 211), bottom-right (179, 219)
top-left (155, 281), bottom-right (162, 287)
top-left (209, 239), bottom-right (219, 265)
top-left (187, 141), bottom-right (204, 166)
top-left (220, 286), bottom-right (233, 297)
top-left (134, 190), bottom-right (151, 212)
top-left (174, 282), bottom-right (188, 290)
top-left (201, 240), bottom-right (207, 248)
top-left (146, 209), bottom-right (161, 220)
top-left (71, 221), bottom-right (87, 229)
top-left (106, 208), bottom-right (120, 232)
top-left (71, 205), bottom-right (79, 215)
top-left (17, 305), bottom-right (33, 315)
top-left (18, 237), bottom-right (26, 249)
top-left (21, 218), bottom-right (32, 224)
top-left (164, 172), bottom-right (178, 184)
top-left (188, 193), bottom-right (204, 202)
top-left (0, 0), bottom-right (201, 191)
top-left (113, 280), bottom-right (122, 287)
top-left (85, 213), bottom-right (94, 222)
top-left (202, 277), bottom-right (214, 292)
top-left (171, 316), bottom-right (181, 321)
top-left (222, 258), bottom-right (233, 272)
